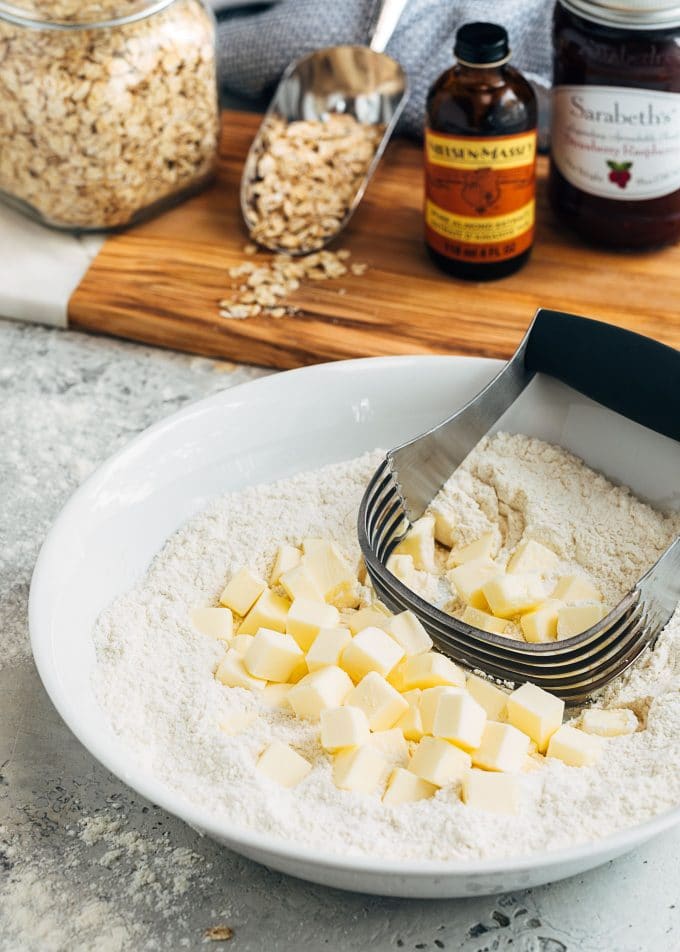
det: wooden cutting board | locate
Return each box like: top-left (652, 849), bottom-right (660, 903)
top-left (69, 110), bottom-right (680, 370)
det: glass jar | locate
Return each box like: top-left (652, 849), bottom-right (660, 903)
top-left (0, 0), bottom-right (219, 231)
top-left (550, 0), bottom-right (680, 248)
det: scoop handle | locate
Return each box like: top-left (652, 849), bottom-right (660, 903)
top-left (370, 0), bottom-right (409, 53)
top-left (525, 308), bottom-right (680, 442)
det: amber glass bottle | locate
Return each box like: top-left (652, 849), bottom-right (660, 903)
top-left (425, 22), bottom-right (538, 280)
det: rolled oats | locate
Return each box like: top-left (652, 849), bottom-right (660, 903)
top-left (243, 114), bottom-right (383, 254)
top-left (0, 0), bottom-right (218, 230)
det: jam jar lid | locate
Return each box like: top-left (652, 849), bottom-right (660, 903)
top-left (0, 0), bottom-right (175, 27)
top-left (560, 0), bottom-right (680, 28)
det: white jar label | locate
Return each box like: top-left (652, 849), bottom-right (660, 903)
top-left (551, 85), bottom-right (680, 201)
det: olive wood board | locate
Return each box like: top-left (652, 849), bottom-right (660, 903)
top-left (69, 109), bottom-right (680, 370)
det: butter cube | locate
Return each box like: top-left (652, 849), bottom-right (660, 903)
top-left (386, 552), bottom-right (420, 588)
top-left (448, 558), bottom-right (500, 604)
top-left (220, 567), bottom-right (266, 616)
top-left (382, 767), bottom-right (437, 805)
top-left (580, 707), bottom-right (638, 737)
top-left (433, 692), bottom-right (487, 752)
top-left (303, 540), bottom-right (356, 604)
top-left (269, 544), bottom-right (301, 586)
top-left (506, 683), bottom-right (564, 753)
top-left (387, 658), bottom-right (408, 693)
top-left (447, 532), bottom-right (497, 568)
top-left (286, 597), bottom-right (340, 650)
top-left (366, 728), bottom-right (410, 767)
top-left (466, 674), bottom-right (508, 721)
top-left (430, 503), bottom-right (457, 547)
top-left (462, 769), bottom-right (520, 815)
top-left (482, 574), bottom-right (545, 618)
top-left (547, 724), bottom-right (603, 766)
top-left (257, 741), bottom-right (311, 788)
top-left (557, 603), bottom-right (605, 639)
top-left (218, 710), bottom-right (257, 736)
top-left (340, 626), bottom-right (404, 682)
top-left (387, 610), bottom-right (433, 656)
top-left (343, 605), bottom-right (391, 635)
top-left (520, 599), bottom-right (563, 643)
top-left (461, 605), bottom-right (507, 636)
top-left (191, 606), bottom-right (233, 641)
top-left (419, 686), bottom-right (463, 735)
top-left (507, 540), bottom-right (559, 576)
top-left (305, 627), bottom-right (352, 672)
top-left (395, 689), bottom-right (424, 741)
top-left (347, 672), bottom-right (409, 731)
top-left (231, 633), bottom-right (255, 655)
top-left (552, 574), bottom-right (603, 604)
top-left (261, 683), bottom-right (293, 710)
top-left (320, 705), bottom-right (370, 752)
top-left (288, 665), bottom-right (353, 720)
top-left (243, 628), bottom-right (304, 683)
top-left (215, 649), bottom-right (267, 691)
top-left (280, 563), bottom-right (324, 602)
top-left (332, 745), bottom-right (388, 793)
top-left (401, 652), bottom-right (466, 691)
top-left (472, 721), bottom-right (530, 772)
top-left (408, 736), bottom-right (471, 787)
top-left (393, 515), bottom-right (436, 572)
top-left (238, 588), bottom-right (291, 635)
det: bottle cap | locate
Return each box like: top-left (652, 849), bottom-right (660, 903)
top-left (454, 22), bottom-right (510, 66)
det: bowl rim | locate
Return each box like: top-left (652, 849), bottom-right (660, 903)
top-left (29, 353), bottom-right (680, 880)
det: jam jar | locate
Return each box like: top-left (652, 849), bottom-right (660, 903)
top-left (550, 0), bottom-right (680, 248)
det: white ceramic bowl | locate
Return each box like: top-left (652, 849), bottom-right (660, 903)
top-left (29, 356), bottom-right (680, 898)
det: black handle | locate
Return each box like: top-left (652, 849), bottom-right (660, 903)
top-left (524, 309), bottom-right (680, 442)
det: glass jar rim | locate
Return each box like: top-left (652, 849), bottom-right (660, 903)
top-left (559, 0), bottom-right (680, 29)
top-left (0, 0), bottom-right (176, 29)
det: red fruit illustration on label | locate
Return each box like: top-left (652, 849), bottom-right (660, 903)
top-left (607, 160), bottom-right (633, 189)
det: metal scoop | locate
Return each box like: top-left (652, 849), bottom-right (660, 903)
top-left (240, 0), bottom-right (409, 255)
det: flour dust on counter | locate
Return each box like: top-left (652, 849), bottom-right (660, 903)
top-left (92, 437), bottom-right (680, 862)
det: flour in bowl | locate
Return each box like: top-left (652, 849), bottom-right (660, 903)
top-left (93, 435), bottom-right (680, 861)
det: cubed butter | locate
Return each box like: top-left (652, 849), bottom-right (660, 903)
top-left (419, 686), bottom-right (463, 735)
top-left (288, 665), bottom-right (353, 720)
top-left (580, 707), bottom-right (638, 737)
top-left (408, 736), bottom-right (471, 787)
top-left (347, 672), bottom-right (409, 731)
top-left (286, 597), bottom-right (340, 650)
top-left (395, 689), bottom-right (424, 741)
top-left (320, 705), bottom-right (370, 752)
top-left (547, 724), bottom-right (603, 766)
top-left (557, 603), bottom-right (605, 639)
top-left (280, 563), bottom-right (324, 602)
top-left (303, 540), bottom-right (356, 604)
top-left (466, 674), bottom-right (508, 721)
top-left (386, 552), bottom-right (420, 587)
top-left (520, 599), bottom-right (563, 643)
top-left (220, 567), bottom-right (266, 616)
top-left (433, 692), bottom-right (487, 752)
top-left (387, 610), bottom-right (433, 656)
top-left (366, 728), bottom-right (410, 767)
top-left (392, 515), bottom-right (436, 572)
top-left (382, 767), bottom-right (437, 805)
top-left (448, 558), bottom-right (500, 605)
top-left (261, 683), bottom-right (293, 710)
top-left (482, 574), bottom-right (545, 618)
top-left (332, 745), bottom-right (388, 793)
top-left (472, 721), bottom-right (530, 772)
top-left (243, 628), bottom-right (304, 683)
top-left (340, 626), bottom-right (404, 682)
top-left (506, 682), bottom-right (564, 753)
top-left (257, 740), bottom-right (311, 788)
top-left (447, 532), bottom-right (497, 568)
top-left (430, 503), bottom-right (457, 547)
top-left (507, 539), bottom-right (559, 576)
top-left (238, 588), bottom-right (291, 635)
top-left (461, 605), bottom-right (507, 636)
top-left (401, 652), bottom-right (466, 691)
top-left (191, 606), bottom-right (233, 641)
top-left (269, 544), bottom-right (301, 586)
top-left (230, 633), bottom-right (255, 655)
top-left (462, 769), bottom-right (520, 815)
top-left (343, 605), bottom-right (391, 635)
top-left (215, 649), bottom-right (267, 691)
top-left (552, 574), bottom-right (603, 604)
top-left (305, 627), bottom-right (352, 672)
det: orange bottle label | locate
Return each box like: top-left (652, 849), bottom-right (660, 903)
top-left (424, 129), bottom-right (537, 264)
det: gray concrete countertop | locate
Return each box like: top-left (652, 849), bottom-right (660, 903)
top-left (1, 318), bottom-right (678, 952)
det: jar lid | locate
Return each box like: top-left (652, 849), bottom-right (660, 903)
top-left (561, 0), bottom-right (680, 28)
top-left (0, 0), bottom-right (174, 27)
top-left (454, 22), bottom-right (510, 66)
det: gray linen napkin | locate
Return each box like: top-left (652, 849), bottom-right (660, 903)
top-left (216, 0), bottom-right (553, 139)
